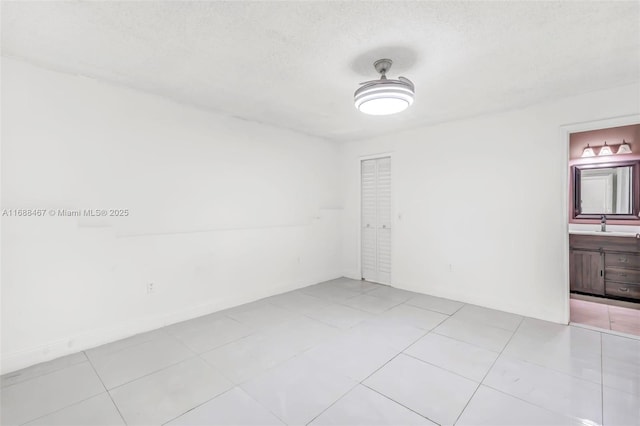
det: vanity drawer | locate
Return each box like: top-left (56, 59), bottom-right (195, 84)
top-left (605, 268), bottom-right (640, 284)
top-left (605, 281), bottom-right (640, 300)
top-left (605, 253), bottom-right (640, 269)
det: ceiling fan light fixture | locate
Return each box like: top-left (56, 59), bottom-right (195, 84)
top-left (354, 59), bottom-right (414, 116)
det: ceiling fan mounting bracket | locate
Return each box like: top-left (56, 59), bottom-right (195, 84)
top-left (374, 59), bottom-right (393, 77)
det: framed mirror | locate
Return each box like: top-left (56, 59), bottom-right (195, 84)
top-left (572, 160), bottom-right (640, 219)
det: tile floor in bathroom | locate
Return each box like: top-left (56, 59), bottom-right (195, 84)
top-left (570, 297), bottom-right (640, 337)
top-left (2, 278), bottom-right (639, 426)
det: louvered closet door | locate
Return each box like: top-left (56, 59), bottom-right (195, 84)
top-left (361, 157), bottom-right (392, 285)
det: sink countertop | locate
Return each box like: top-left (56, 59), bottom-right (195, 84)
top-left (569, 230), bottom-right (640, 238)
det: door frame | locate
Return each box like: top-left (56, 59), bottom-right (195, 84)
top-left (358, 152), bottom-right (395, 285)
top-left (560, 114), bottom-right (640, 324)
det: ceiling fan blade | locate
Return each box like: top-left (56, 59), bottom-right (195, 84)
top-left (398, 76), bottom-right (414, 88)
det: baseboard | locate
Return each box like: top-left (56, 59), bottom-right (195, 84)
top-left (1, 272), bottom-right (342, 375)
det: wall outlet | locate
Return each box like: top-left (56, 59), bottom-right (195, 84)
top-left (146, 282), bottom-right (155, 294)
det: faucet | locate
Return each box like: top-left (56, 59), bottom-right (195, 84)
top-left (601, 215), bottom-right (607, 232)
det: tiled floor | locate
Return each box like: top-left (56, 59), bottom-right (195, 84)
top-left (571, 297), bottom-right (640, 336)
top-left (2, 278), bottom-right (639, 426)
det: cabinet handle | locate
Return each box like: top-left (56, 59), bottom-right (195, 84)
top-left (619, 287), bottom-right (629, 292)
top-left (600, 270), bottom-right (603, 277)
top-left (619, 257), bottom-right (629, 263)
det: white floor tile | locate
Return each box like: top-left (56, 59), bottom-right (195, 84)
top-left (503, 318), bottom-right (602, 384)
top-left (434, 317), bottom-right (514, 352)
top-left (1, 352), bottom-right (88, 389)
top-left (225, 301), bottom-right (303, 330)
top-left (240, 355), bottom-right (356, 425)
top-left (166, 387), bottom-right (284, 426)
top-left (301, 284), bottom-right (363, 302)
top-left (87, 333), bottom-right (194, 389)
top-left (364, 354), bottom-right (478, 425)
top-left (602, 333), bottom-right (640, 395)
top-left (603, 355), bottom-right (640, 396)
top-left (366, 286), bottom-right (417, 303)
top-left (322, 278), bottom-right (383, 293)
top-left (5, 281), bottom-right (628, 426)
top-left (457, 385), bottom-right (584, 426)
top-left (200, 329), bottom-right (303, 385)
top-left (311, 385), bottom-right (435, 426)
top-left (109, 357), bottom-right (232, 425)
top-left (25, 393), bottom-right (124, 426)
top-left (304, 332), bottom-right (400, 381)
top-left (305, 303), bottom-right (374, 329)
top-left (267, 291), bottom-right (331, 314)
top-left (406, 294), bottom-right (464, 315)
top-left (346, 318), bottom-right (426, 351)
top-left (405, 333), bottom-right (498, 382)
top-left (484, 356), bottom-right (602, 424)
top-left (452, 304), bottom-right (523, 331)
top-left (200, 334), bottom-right (285, 385)
top-left (0, 362), bottom-right (104, 425)
top-left (376, 304), bottom-right (448, 331)
top-left (340, 294), bottom-right (402, 314)
top-left (602, 332), bottom-right (640, 365)
top-left (166, 315), bottom-right (253, 353)
top-left (164, 312), bottom-right (227, 335)
top-left (84, 329), bottom-right (168, 360)
top-left (602, 386), bottom-right (640, 426)
top-left (200, 318), bottom-right (335, 384)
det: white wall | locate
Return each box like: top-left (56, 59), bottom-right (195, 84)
top-left (339, 84), bottom-right (640, 324)
top-left (1, 58), bottom-right (342, 373)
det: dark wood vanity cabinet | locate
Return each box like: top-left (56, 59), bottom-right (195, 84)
top-left (570, 249), bottom-right (604, 295)
top-left (569, 234), bottom-right (640, 301)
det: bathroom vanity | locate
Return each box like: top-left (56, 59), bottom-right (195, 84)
top-left (569, 232), bottom-right (640, 301)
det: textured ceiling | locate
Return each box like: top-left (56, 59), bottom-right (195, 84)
top-left (2, 1), bottom-right (639, 142)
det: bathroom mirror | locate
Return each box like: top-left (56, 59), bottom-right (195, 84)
top-left (573, 160), bottom-right (640, 219)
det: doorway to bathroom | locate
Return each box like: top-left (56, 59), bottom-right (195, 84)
top-left (566, 120), bottom-right (640, 337)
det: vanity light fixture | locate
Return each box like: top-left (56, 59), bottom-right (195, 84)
top-left (598, 141), bottom-right (613, 156)
top-left (581, 144), bottom-right (596, 158)
top-left (617, 139), bottom-right (632, 155)
top-left (354, 59), bottom-right (415, 115)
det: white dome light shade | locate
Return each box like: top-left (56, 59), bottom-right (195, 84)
top-left (354, 82), bottom-right (414, 115)
top-left (354, 59), bottom-right (415, 116)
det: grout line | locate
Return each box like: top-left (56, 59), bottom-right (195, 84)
top-left (307, 324), bottom-right (434, 425)
top-left (17, 390), bottom-right (108, 426)
top-left (452, 316), bottom-right (524, 425)
top-left (0, 355), bottom-right (89, 390)
top-left (479, 383), bottom-right (591, 425)
top-left (158, 385), bottom-right (283, 426)
top-left (401, 351), bottom-right (490, 383)
top-left (570, 321), bottom-right (640, 341)
top-left (361, 383), bottom-right (442, 426)
top-left (430, 319), bottom-right (515, 354)
top-left (106, 353), bottom-right (200, 392)
top-left (465, 318), bottom-right (603, 425)
top-left (404, 300), bottom-right (464, 317)
top-left (84, 351), bottom-right (128, 425)
top-left (13, 361), bottom-right (108, 426)
top-left (305, 382), bottom-right (361, 425)
top-left (600, 332), bottom-right (605, 425)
